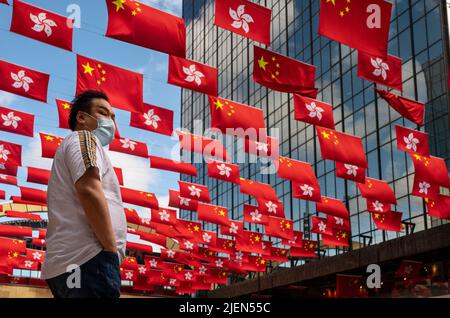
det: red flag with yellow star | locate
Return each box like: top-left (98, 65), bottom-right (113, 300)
top-left (294, 94), bottom-right (335, 129)
top-left (39, 132), bottom-right (63, 159)
top-left (209, 238), bottom-right (236, 254)
top-left (336, 274), bottom-right (367, 298)
top-left (322, 228), bottom-right (350, 247)
top-left (239, 177), bottom-right (278, 201)
top-left (10, 0), bottom-right (74, 51)
top-left (236, 230), bottom-right (264, 254)
top-left (120, 187), bottom-right (159, 209)
top-left (241, 255), bottom-right (267, 272)
top-left (177, 130), bottom-right (230, 162)
top-left (290, 239), bottom-right (318, 258)
top-left (174, 219), bottom-right (203, 240)
top-left (253, 46), bottom-right (317, 97)
top-left (357, 177), bottom-right (397, 204)
top-left (0, 237), bottom-right (26, 274)
top-left (318, 0), bottom-right (392, 57)
top-left (214, 0), bottom-right (271, 46)
top-left (55, 98), bottom-right (71, 129)
top-left (372, 210), bottom-right (402, 232)
top-left (106, 0), bottom-right (186, 57)
top-left (410, 154), bottom-right (450, 189)
top-left (208, 96), bottom-right (266, 139)
top-left (267, 247), bottom-right (289, 263)
top-left (264, 216), bottom-right (294, 241)
top-left (197, 203), bottom-right (230, 227)
top-left (316, 126), bottom-right (368, 168)
top-left (425, 195), bottom-right (450, 220)
top-left (316, 196), bottom-right (349, 219)
top-left (76, 55), bottom-right (143, 113)
top-left (0, 105), bottom-right (34, 137)
top-left (376, 88), bottom-right (424, 125)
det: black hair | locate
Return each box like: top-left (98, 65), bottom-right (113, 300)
top-left (68, 90), bottom-right (109, 131)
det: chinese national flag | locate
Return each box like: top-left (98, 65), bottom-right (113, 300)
top-left (318, 0), bottom-right (392, 57)
top-left (150, 155), bottom-right (197, 177)
top-left (168, 189), bottom-right (199, 212)
top-left (395, 260), bottom-right (422, 279)
top-left (243, 204), bottom-right (268, 225)
top-left (76, 55), bottom-right (143, 113)
top-left (209, 238), bottom-right (235, 254)
top-left (109, 137), bottom-right (148, 158)
top-left (220, 220), bottom-right (244, 237)
top-left (335, 161), bottom-right (366, 183)
top-left (395, 125), bottom-right (429, 156)
top-left (357, 177), bottom-right (397, 204)
top-left (265, 216), bottom-right (294, 241)
top-left (425, 195), bottom-right (450, 220)
top-left (113, 167), bottom-right (124, 185)
top-left (40, 132), bottom-right (64, 159)
top-left (336, 274), bottom-right (366, 298)
top-left (174, 219), bottom-right (203, 240)
top-left (10, 0), bottom-right (73, 51)
top-left (177, 130), bottom-right (230, 162)
top-left (0, 238), bottom-right (26, 272)
top-left (321, 228), bottom-right (350, 247)
top-left (0, 224), bottom-right (32, 237)
top-left (0, 140), bottom-right (22, 167)
top-left (208, 96), bottom-right (266, 138)
top-left (123, 207), bottom-right (140, 224)
top-left (55, 98), bottom-right (71, 129)
top-left (358, 51), bottom-right (402, 91)
top-left (197, 203), bottom-right (230, 227)
top-left (241, 256), bottom-right (267, 273)
top-left (236, 230), bottom-right (264, 254)
top-left (0, 174), bottom-right (17, 186)
top-left (0, 105), bottom-right (34, 137)
top-left (178, 181), bottom-right (211, 203)
top-left (253, 46), bottom-right (317, 97)
top-left (316, 197), bottom-right (349, 219)
top-left (267, 247), bottom-right (289, 263)
top-left (239, 178), bottom-right (278, 201)
top-left (5, 210), bottom-right (41, 221)
top-left (130, 103), bottom-right (174, 137)
top-left (136, 230), bottom-right (167, 247)
top-left (311, 216), bottom-right (333, 235)
top-left (20, 186), bottom-right (47, 204)
top-left (151, 208), bottom-right (177, 226)
top-left (0, 60), bottom-right (49, 102)
top-left (206, 160), bottom-right (240, 184)
top-left (120, 187), bottom-right (159, 209)
top-left (106, 0), bottom-right (186, 58)
top-left (376, 88), bottom-right (424, 125)
top-left (316, 126), bottom-right (367, 168)
top-left (372, 210), bottom-right (402, 232)
top-left (26, 166), bottom-right (50, 185)
top-left (410, 154), bottom-right (450, 188)
top-left (257, 198), bottom-right (285, 218)
top-left (168, 56), bottom-right (218, 96)
top-left (293, 94), bottom-right (335, 129)
top-left (290, 240), bottom-right (318, 258)
top-left (214, 0), bottom-right (271, 46)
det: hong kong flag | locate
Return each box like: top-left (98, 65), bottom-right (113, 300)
top-left (0, 163), bottom-right (18, 177)
top-left (106, 0), bottom-right (186, 57)
top-left (197, 203), bottom-right (230, 227)
top-left (0, 105), bottom-right (34, 137)
top-left (168, 189), bottom-right (199, 212)
top-left (0, 174), bottom-right (17, 186)
top-left (257, 198), bottom-right (285, 218)
top-left (282, 231), bottom-right (304, 248)
top-left (316, 197), bottom-right (349, 219)
top-left (376, 88), bottom-right (424, 126)
top-left (10, 0), bottom-right (74, 51)
top-left (395, 125), bottom-right (429, 156)
top-left (0, 60), bottom-right (49, 102)
top-left (372, 210), bottom-right (403, 232)
top-left (130, 103), bottom-right (174, 137)
top-left (357, 177), bottom-right (397, 204)
top-left (412, 175), bottom-right (440, 200)
top-left (265, 216), bottom-right (294, 241)
top-left (327, 215), bottom-right (351, 231)
top-left (26, 166), bottom-right (50, 185)
top-left (358, 51), bottom-right (402, 91)
top-left (151, 208), bottom-right (177, 226)
top-left (253, 46), bottom-right (317, 97)
top-left (335, 162), bottom-right (366, 183)
top-left (76, 55), bottom-right (143, 113)
top-left (206, 160), bottom-right (240, 184)
top-left (219, 220), bottom-right (244, 237)
top-left (318, 0), bottom-right (392, 57)
top-left (40, 132), bottom-right (64, 159)
top-left (244, 136), bottom-right (279, 158)
top-left (214, 0), bottom-right (271, 46)
top-left (311, 216), bottom-right (333, 235)
top-left (109, 137), bottom-right (148, 158)
top-left (367, 199), bottom-right (391, 213)
top-left (243, 204), bottom-right (268, 225)
top-left (290, 240), bottom-right (318, 258)
top-left (120, 187), bottom-right (159, 209)
top-left (316, 126), bottom-right (368, 168)
top-left (178, 181), bottom-right (211, 203)
top-left (410, 154), bottom-right (450, 188)
top-left (150, 155), bottom-right (197, 177)
top-left (294, 95), bottom-right (335, 129)
top-left (168, 56), bottom-right (218, 96)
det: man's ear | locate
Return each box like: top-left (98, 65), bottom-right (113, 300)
top-left (76, 111), bottom-right (88, 129)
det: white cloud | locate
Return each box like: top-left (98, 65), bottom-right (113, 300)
top-left (0, 92), bottom-right (17, 107)
top-left (139, 0), bottom-right (182, 16)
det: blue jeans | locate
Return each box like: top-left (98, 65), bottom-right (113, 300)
top-left (46, 250), bottom-right (121, 298)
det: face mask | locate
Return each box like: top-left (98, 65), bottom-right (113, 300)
top-left (81, 112), bottom-right (116, 146)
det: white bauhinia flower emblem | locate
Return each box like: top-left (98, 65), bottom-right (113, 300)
top-left (235, 251), bottom-right (244, 260)
top-left (229, 5), bottom-right (254, 33)
top-left (178, 196), bottom-right (191, 206)
top-left (265, 201), bottom-right (277, 214)
top-left (140, 218), bottom-right (151, 225)
top-left (334, 217), bottom-right (344, 226)
top-left (255, 141), bottom-right (268, 153)
top-left (344, 164), bottom-right (359, 177)
top-left (199, 265), bottom-right (207, 274)
top-left (125, 272), bottom-right (134, 280)
top-left (0, 144), bottom-right (10, 161)
top-left (318, 221), bottom-right (327, 233)
top-left (120, 138), bottom-right (137, 151)
top-left (184, 241), bottom-right (194, 250)
top-left (149, 259), bottom-right (158, 267)
top-left (143, 109), bottom-right (160, 129)
top-left (11, 70), bottom-right (33, 92)
top-left (372, 200), bottom-right (384, 212)
top-left (24, 260), bottom-right (34, 268)
top-left (371, 57), bottom-right (390, 80)
top-left (250, 209), bottom-right (262, 222)
top-left (202, 232), bottom-right (212, 243)
top-left (167, 250), bottom-right (176, 258)
top-left (215, 259), bottom-right (224, 268)
top-left (1, 112), bottom-right (21, 129)
top-left (159, 209), bottom-right (170, 222)
top-left (300, 184), bottom-right (314, 197)
top-left (184, 272), bottom-right (193, 280)
top-left (138, 266), bottom-right (147, 275)
top-left (403, 133), bottom-right (419, 152)
top-left (306, 102), bottom-right (324, 121)
top-left (217, 163), bottom-right (232, 178)
top-left (262, 242), bottom-right (267, 250)
top-left (169, 278), bottom-right (177, 285)
top-left (30, 12), bottom-right (57, 37)
top-left (229, 222), bottom-right (238, 234)
top-left (183, 64), bottom-right (205, 86)
top-left (0, 174), bottom-right (8, 180)
top-left (188, 185), bottom-right (202, 198)
top-left (418, 181), bottom-right (430, 195)
top-left (32, 251), bottom-right (42, 260)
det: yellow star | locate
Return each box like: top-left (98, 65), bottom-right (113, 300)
top-left (321, 131), bottom-right (330, 139)
top-left (193, 225), bottom-right (200, 232)
top-left (375, 213), bottom-right (380, 219)
top-left (339, 11), bottom-right (344, 17)
top-left (62, 103), bottom-right (71, 110)
top-left (214, 99), bottom-right (224, 110)
top-left (132, 10), bottom-right (137, 15)
top-left (82, 62), bottom-right (95, 76)
top-left (258, 56), bottom-right (269, 70)
top-left (45, 135), bottom-right (54, 141)
top-left (285, 222), bottom-right (291, 229)
top-left (260, 259), bottom-right (266, 265)
top-left (254, 235), bottom-right (260, 242)
top-left (218, 210), bottom-right (226, 216)
top-left (112, 0), bottom-right (126, 12)
top-left (327, 0), bottom-right (336, 5)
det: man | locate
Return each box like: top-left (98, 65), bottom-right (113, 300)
top-left (41, 90), bottom-right (127, 298)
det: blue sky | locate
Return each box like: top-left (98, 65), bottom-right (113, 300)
top-left (0, 0), bottom-right (183, 216)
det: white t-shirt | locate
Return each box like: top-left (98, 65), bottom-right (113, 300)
top-left (41, 130), bottom-right (127, 280)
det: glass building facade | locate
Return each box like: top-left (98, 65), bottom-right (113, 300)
top-left (180, 0), bottom-right (450, 265)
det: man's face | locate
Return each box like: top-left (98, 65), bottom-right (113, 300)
top-left (77, 98), bottom-right (115, 131)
